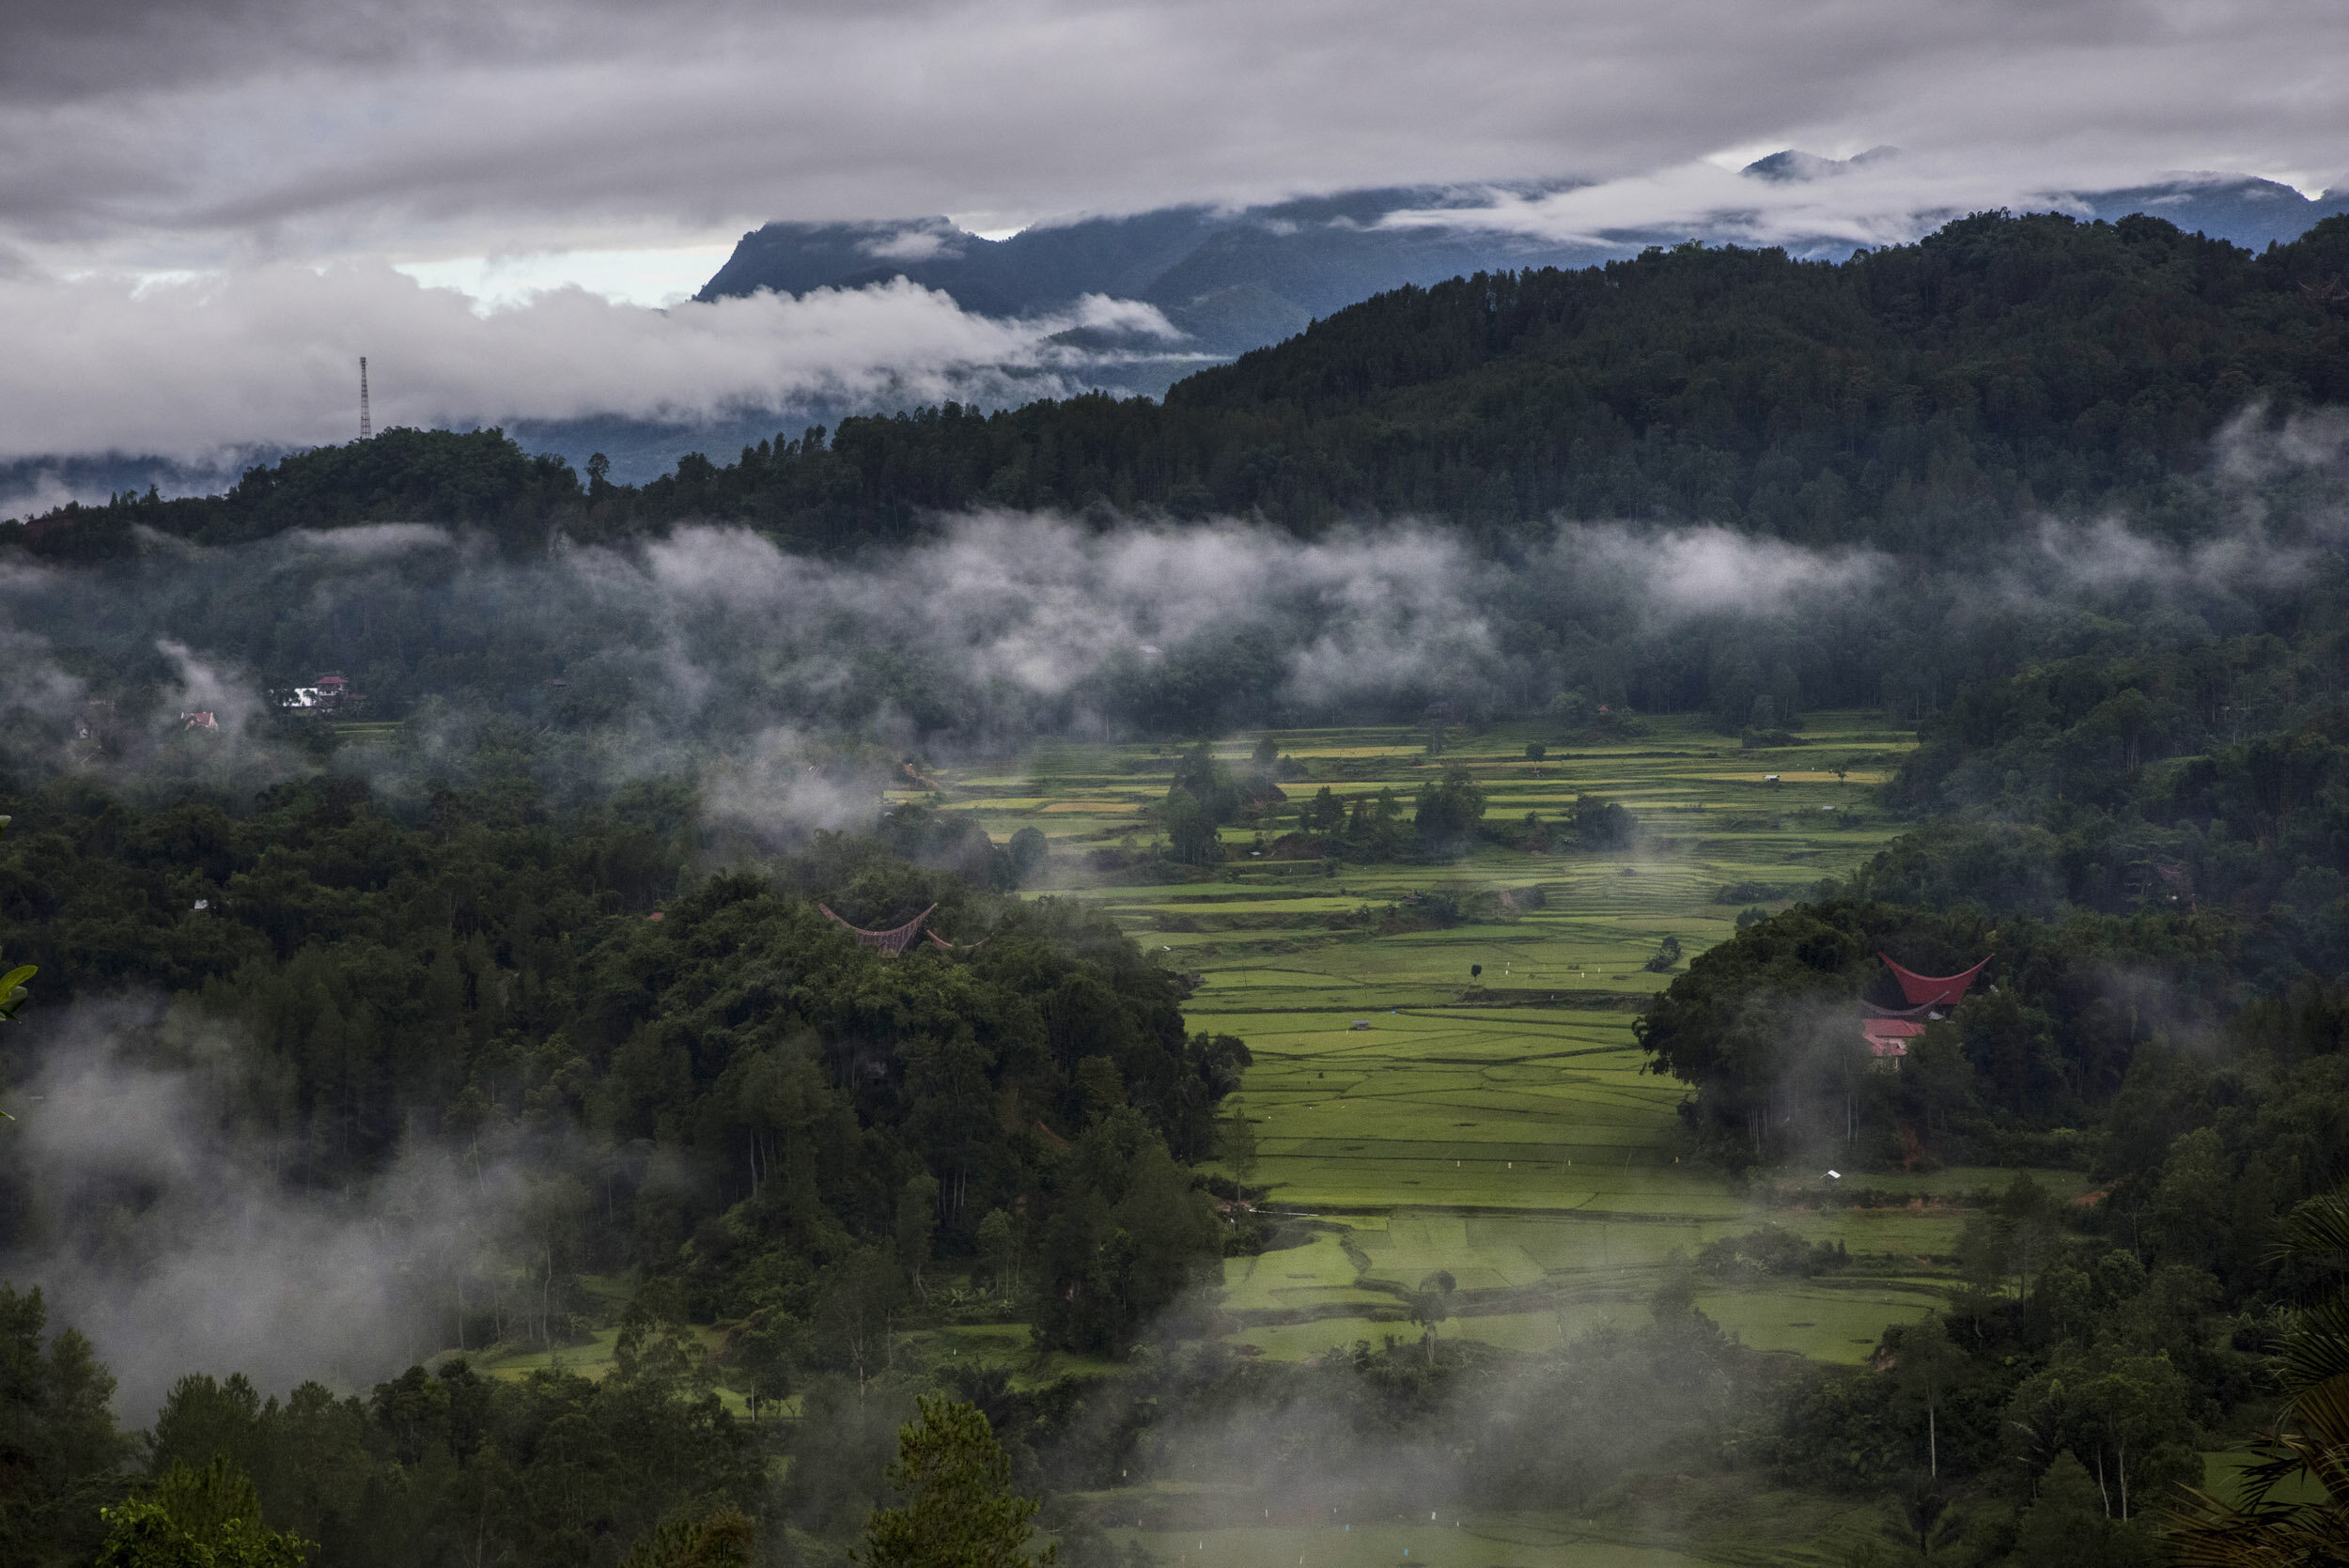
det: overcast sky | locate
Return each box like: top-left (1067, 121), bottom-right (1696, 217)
top-left (4, 0), bottom-right (2345, 469)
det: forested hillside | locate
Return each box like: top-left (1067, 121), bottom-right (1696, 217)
top-left (1619, 657), bottom-right (2349, 1565)
top-left (0, 771), bottom-right (1241, 1344)
top-left (14, 210), bottom-right (2349, 560)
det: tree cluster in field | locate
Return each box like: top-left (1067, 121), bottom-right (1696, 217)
top-left (1696, 1224), bottom-right (1847, 1279)
top-left (1129, 740), bottom-right (1647, 871)
top-left (1635, 894), bottom-right (2245, 1167)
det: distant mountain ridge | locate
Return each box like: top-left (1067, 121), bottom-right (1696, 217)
top-left (698, 186), bottom-right (1625, 360)
top-left (699, 164), bottom-right (2349, 366)
top-left (2077, 177), bottom-right (2349, 250)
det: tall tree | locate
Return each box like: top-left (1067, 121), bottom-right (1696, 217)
top-left (2170, 1186), bottom-right (2349, 1563)
top-left (859, 1395), bottom-right (1052, 1568)
top-left (0, 817), bottom-right (31, 1054)
top-left (1887, 1314), bottom-right (1967, 1481)
top-left (93, 1457), bottom-right (313, 1568)
top-left (1218, 1099), bottom-right (1259, 1205)
top-left (0, 1286), bottom-right (127, 1566)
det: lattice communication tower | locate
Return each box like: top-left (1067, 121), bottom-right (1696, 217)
top-left (359, 357), bottom-right (372, 440)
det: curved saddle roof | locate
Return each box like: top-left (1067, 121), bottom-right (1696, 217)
top-left (819, 902), bottom-right (937, 955)
top-left (1878, 953), bottom-right (1989, 1008)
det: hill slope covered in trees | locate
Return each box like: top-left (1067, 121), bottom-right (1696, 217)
top-left (13, 210), bottom-right (2349, 562)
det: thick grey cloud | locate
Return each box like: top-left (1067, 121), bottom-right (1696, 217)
top-left (3, 0), bottom-right (2344, 263)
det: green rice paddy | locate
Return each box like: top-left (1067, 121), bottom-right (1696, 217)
top-left (923, 715), bottom-right (2076, 1369)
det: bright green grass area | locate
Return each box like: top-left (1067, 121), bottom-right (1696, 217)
top-left (2200, 1451), bottom-right (2330, 1508)
top-left (1116, 1520), bottom-right (1707, 1568)
top-left (925, 717), bottom-right (2070, 1365)
top-left (1695, 1281), bottom-right (1942, 1361)
top-left (1093, 1483), bottom-right (1886, 1568)
top-left (1221, 1232), bottom-right (1394, 1314)
top-left (465, 1316), bottom-right (1116, 1406)
top-left (469, 1326), bottom-right (762, 1416)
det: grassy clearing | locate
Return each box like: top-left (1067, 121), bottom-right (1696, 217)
top-left (917, 716), bottom-right (2068, 1367)
top-left (1090, 1480), bottom-right (1887, 1568)
top-left (1112, 1519), bottom-right (1709, 1568)
top-left (2199, 1451), bottom-right (2329, 1508)
top-left (462, 1312), bottom-right (1119, 1412)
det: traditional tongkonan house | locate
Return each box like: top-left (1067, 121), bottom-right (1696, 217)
top-left (1861, 953), bottom-right (1989, 1069)
top-left (817, 903), bottom-right (938, 955)
top-left (818, 904), bottom-right (987, 956)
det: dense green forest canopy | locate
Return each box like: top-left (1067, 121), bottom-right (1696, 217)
top-left (0, 748), bottom-right (1251, 1568)
top-left (0, 768), bottom-right (1244, 1388)
top-left (12, 210), bottom-right (2349, 560)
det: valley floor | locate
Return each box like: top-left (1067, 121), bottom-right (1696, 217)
top-left (937, 716), bottom-right (2069, 1366)
top-left (470, 717), bottom-right (2118, 1565)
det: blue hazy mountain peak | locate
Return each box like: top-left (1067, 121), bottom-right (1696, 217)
top-left (1740, 147), bottom-right (1902, 182)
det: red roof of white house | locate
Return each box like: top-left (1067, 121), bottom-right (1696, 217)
top-left (1860, 1016), bottom-right (1924, 1058)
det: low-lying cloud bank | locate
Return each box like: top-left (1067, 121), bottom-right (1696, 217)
top-left (0, 264), bottom-right (1178, 465)
top-left (1392, 150), bottom-right (2186, 252)
top-left (3, 408), bottom-right (2343, 841)
top-left (1, 1000), bottom-right (570, 1416)
top-left (0, 508), bottom-right (1898, 807)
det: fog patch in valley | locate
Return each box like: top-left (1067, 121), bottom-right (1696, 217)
top-left (1, 998), bottom-right (573, 1417)
top-left (4, 433), bottom-right (2345, 840)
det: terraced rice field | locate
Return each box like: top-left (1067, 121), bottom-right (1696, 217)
top-left (912, 716), bottom-right (2077, 1369)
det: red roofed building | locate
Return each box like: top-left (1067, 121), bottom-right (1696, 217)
top-left (1861, 1017), bottom-right (1925, 1063)
top-left (1862, 955), bottom-right (1989, 1067)
top-left (1879, 953), bottom-right (1989, 1009)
